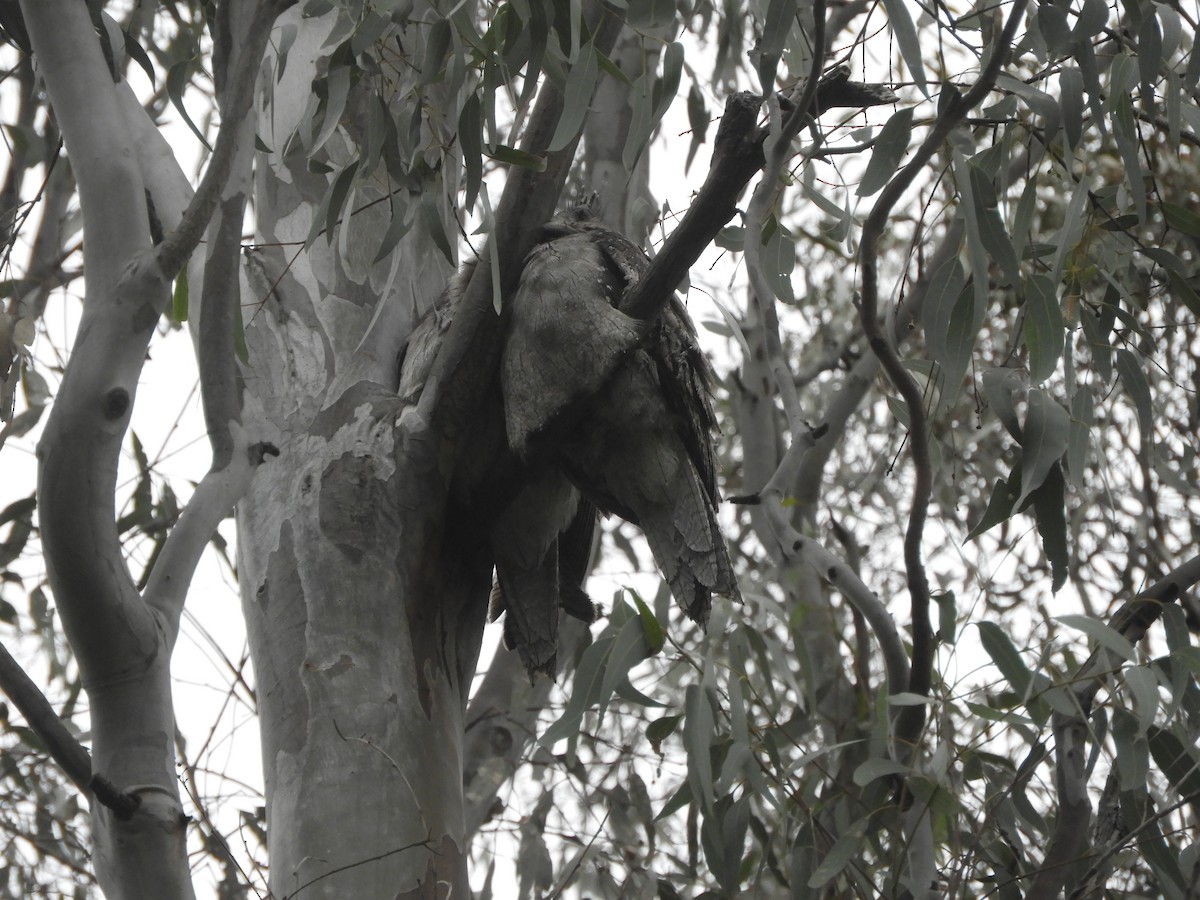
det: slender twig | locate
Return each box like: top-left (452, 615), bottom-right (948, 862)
top-left (283, 838), bottom-right (434, 899)
top-left (546, 809), bottom-right (611, 898)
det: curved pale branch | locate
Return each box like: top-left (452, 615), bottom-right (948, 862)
top-left (737, 434), bottom-right (911, 697)
top-left (144, 431), bottom-right (278, 643)
top-left (23, 0), bottom-right (160, 673)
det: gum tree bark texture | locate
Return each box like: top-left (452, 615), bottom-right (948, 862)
top-left (234, 8), bottom-right (484, 897)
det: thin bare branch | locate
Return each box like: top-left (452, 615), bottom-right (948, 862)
top-left (858, 0), bottom-right (1029, 756)
top-left (736, 432), bottom-right (911, 697)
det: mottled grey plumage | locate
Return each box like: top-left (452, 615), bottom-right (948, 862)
top-left (396, 273), bottom-right (458, 408)
top-left (396, 266), bottom-right (599, 680)
top-left (485, 467), bottom-right (582, 676)
top-left (501, 212), bottom-right (740, 626)
top-left (502, 229), bottom-right (642, 457)
top-left (486, 495), bottom-right (601, 675)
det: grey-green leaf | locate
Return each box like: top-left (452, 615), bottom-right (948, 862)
top-left (1066, 387), bottom-right (1093, 489)
top-left (880, 0), bottom-right (928, 97)
top-left (1115, 348), bottom-right (1154, 440)
top-left (978, 620), bottom-right (1033, 697)
top-left (684, 684), bottom-right (716, 816)
top-left (857, 107), bottom-right (914, 197)
top-left (1017, 388), bottom-right (1070, 507)
top-left (1024, 274), bottom-right (1064, 384)
top-left (1056, 614), bottom-right (1137, 663)
top-left (921, 255), bottom-right (967, 380)
top-left (1060, 65), bottom-right (1085, 148)
top-left (1031, 463), bottom-right (1068, 592)
top-left (549, 44), bottom-right (598, 152)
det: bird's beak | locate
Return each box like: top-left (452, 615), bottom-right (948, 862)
top-left (538, 221), bottom-right (577, 241)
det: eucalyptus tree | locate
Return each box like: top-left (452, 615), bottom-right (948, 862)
top-left (3, 0), bottom-right (1200, 897)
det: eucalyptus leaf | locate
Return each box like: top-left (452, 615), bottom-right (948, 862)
top-left (880, 0), bottom-right (928, 97)
top-left (1016, 389), bottom-right (1070, 507)
top-left (1023, 274), bottom-right (1063, 384)
top-left (857, 108), bottom-right (914, 197)
top-left (549, 44), bottom-right (598, 152)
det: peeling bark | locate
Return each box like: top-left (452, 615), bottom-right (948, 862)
top-left (236, 7), bottom-right (485, 893)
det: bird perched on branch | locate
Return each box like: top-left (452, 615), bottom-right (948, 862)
top-left (398, 208), bottom-right (740, 679)
top-left (501, 207), bottom-right (741, 628)
top-left (397, 265), bottom-right (598, 679)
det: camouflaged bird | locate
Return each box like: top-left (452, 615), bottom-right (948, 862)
top-left (396, 265), bottom-right (598, 679)
top-left (501, 207), bottom-right (741, 627)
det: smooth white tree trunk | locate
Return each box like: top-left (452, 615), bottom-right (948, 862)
top-left (235, 8), bottom-right (484, 895)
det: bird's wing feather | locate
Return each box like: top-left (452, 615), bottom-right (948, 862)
top-left (501, 233), bottom-right (641, 456)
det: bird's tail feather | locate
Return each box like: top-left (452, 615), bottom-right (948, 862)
top-left (639, 461), bottom-right (740, 627)
top-left (493, 544), bottom-right (560, 680)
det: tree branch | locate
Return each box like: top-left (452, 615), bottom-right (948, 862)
top-left (22, 0), bottom-right (161, 674)
top-left (19, 0), bottom-right (151, 292)
top-left (116, 87), bottom-right (196, 255)
top-left (155, 0), bottom-right (294, 281)
top-left (792, 218), bottom-right (964, 512)
top-left (145, 0), bottom-right (278, 644)
top-left (858, 0), bottom-right (1029, 757)
top-left (620, 72), bottom-right (898, 324)
top-left (19, 11), bottom-right (207, 893)
top-left (1028, 552), bottom-right (1200, 900)
top-left (0, 640), bottom-right (139, 818)
top-left (144, 431), bottom-right (278, 643)
top-left (736, 433), bottom-right (911, 697)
